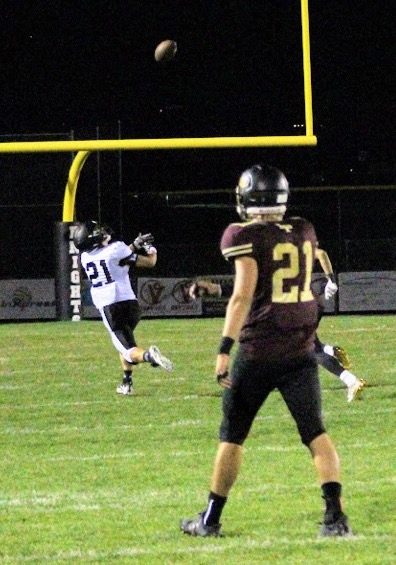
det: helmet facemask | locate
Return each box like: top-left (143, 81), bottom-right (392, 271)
top-left (91, 222), bottom-right (112, 247)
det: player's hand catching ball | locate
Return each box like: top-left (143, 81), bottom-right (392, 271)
top-left (133, 233), bottom-right (154, 252)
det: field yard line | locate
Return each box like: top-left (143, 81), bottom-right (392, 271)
top-left (0, 420), bottom-right (201, 435)
top-left (0, 533), bottom-right (392, 562)
top-left (322, 325), bottom-right (395, 333)
top-left (56, 441), bottom-right (396, 459)
top-left (1, 405), bottom-right (395, 435)
top-left (3, 390), bottom-right (395, 412)
top-left (0, 376), bottom-right (187, 391)
top-left (1, 477), bottom-right (395, 511)
top-left (0, 399), bottom-right (110, 407)
top-left (0, 441), bottom-right (393, 466)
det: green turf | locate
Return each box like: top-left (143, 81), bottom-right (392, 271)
top-left (0, 315), bottom-right (395, 563)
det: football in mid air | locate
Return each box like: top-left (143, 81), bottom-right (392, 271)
top-left (154, 39), bottom-right (177, 63)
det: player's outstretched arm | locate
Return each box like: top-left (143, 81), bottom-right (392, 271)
top-left (315, 248), bottom-right (338, 299)
top-left (189, 280), bottom-right (222, 300)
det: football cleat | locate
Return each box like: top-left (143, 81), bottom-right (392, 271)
top-left (148, 346), bottom-right (174, 372)
top-left (347, 378), bottom-right (366, 403)
top-left (180, 513), bottom-right (221, 537)
top-left (333, 346), bottom-right (351, 370)
top-left (116, 383), bottom-right (133, 395)
top-left (320, 512), bottom-right (353, 537)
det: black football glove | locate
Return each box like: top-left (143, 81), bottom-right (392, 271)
top-left (133, 233), bottom-right (154, 252)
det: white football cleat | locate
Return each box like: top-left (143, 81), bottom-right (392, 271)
top-left (347, 379), bottom-right (366, 403)
top-left (116, 383), bottom-right (133, 395)
top-left (148, 346), bottom-right (174, 372)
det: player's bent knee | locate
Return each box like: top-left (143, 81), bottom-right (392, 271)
top-left (301, 426), bottom-right (326, 447)
top-left (219, 422), bottom-right (248, 445)
top-left (122, 351), bottom-right (134, 364)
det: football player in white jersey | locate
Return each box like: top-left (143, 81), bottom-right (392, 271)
top-left (74, 221), bottom-right (174, 395)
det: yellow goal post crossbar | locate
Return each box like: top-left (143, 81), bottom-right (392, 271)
top-left (0, 0), bottom-right (315, 222)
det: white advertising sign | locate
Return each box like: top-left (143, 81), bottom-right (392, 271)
top-left (0, 279), bottom-right (56, 320)
top-left (137, 278), bottom-right (202, 317)
top-left (339, 271), bottom-right (396, 312)
top-left (80, 279), bottom-right (100, 319)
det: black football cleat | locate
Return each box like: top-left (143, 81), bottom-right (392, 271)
top-left (320, 512), bottom-right (353, 537)
top-left (180, 513), bottom-right (221, 537)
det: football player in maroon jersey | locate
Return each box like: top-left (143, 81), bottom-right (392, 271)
top-left (181, 164), bottom-right (352, 538)
top-left (189, 248), bottom-right (366, 403)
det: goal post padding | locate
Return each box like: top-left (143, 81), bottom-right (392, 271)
top-left (54, 222), bottom-right (82, 321)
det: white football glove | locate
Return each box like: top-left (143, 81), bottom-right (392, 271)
top-left (324, 278), bottom-right (338, 300)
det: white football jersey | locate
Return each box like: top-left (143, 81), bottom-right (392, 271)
top-left (80, 241), bottom-right (136, 309)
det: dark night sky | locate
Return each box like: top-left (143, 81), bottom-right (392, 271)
top-left (0, 0), bottom-right (394, 199)
top-left (0, 1), bottom-right (393, 141)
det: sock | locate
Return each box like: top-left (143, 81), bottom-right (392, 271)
top-left (316, 351), bottom-right (343, 377)
top-left (143, 351), bottom-right (151, 363)
top-left (321, 482), bottom-right (342, 522)
top-left (144, 350), bottom-right (159, 366)
top-left (202, 491), bottom-right (227, 526)
top-left (123, 370), bottom-right (132, 385)
top-left (339, 370), bottom-right (358, 387)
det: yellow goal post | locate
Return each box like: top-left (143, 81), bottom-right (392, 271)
top-left (0, 0), bottom-right (315, 223)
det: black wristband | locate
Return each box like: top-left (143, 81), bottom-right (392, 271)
top-left (218, 336), bottom-right (235, 355)
top-left (327, 273), bottom-right (336, 283)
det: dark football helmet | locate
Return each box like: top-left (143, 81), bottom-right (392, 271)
top-left (73, 221), bottom-right (113, 251)
top-left (236, 164), bottom-right (290, 220)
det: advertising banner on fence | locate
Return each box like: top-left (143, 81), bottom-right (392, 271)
top-left (199, 274), bottom-right (233, 317)
top-left (137, 278), bottom-right (202, 317)
top-left (0, 279), bottom-right (56, 320)
top-left (339, 271), bottom-right (396, 312)
top-left (80, 278), bottom-right (101, 319)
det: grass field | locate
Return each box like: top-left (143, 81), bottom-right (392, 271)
top-left (0, 315), bottom-right (395, 564)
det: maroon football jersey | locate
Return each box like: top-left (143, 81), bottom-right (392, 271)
top-left (221, 217), bottom-right (319, 362)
